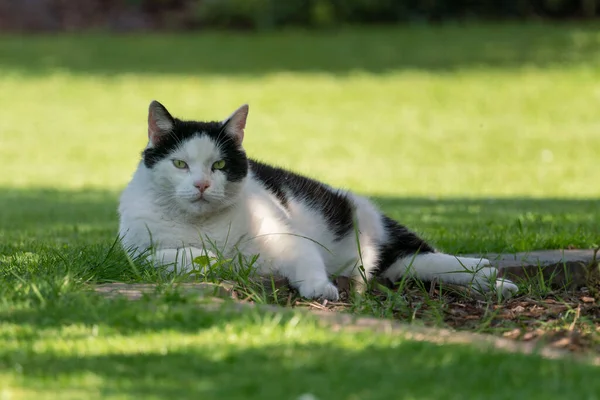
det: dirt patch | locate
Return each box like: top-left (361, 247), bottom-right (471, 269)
top-left (307, 282), bottom-right (600, 355)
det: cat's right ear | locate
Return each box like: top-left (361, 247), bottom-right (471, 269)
top-left (148, 100), bottom-right (175, 146)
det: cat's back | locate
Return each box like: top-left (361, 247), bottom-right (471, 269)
top-left (248, 159), bottom-right (355, 240)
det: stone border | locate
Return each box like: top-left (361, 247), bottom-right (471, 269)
top-left (94, 282), bottom-right (236, 300)
top-left (467, 249), bottom-right (599, 288)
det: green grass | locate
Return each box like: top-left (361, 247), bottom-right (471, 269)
top-left (1, 23), bottom-right (600, 398)
top-left (3, 293), bottom-right (599, 400)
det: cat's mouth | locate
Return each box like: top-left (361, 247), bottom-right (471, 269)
top-left (189, 196), bottom-right (209, 204)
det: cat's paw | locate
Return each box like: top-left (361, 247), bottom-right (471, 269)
top-left (468, 260), bottom-right (518, 298)
top-left (298, 280), bottom-right (340, 301)
top-left (493, 278), bottom-right (519, 298)
top-left (451, 257), bottom-right (518, 299)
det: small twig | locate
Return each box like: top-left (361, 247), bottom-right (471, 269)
top-left (568, 304), bottom-right (581, 332)
top-left (325, 301), bottom-right (352, 307)
top-left (429, 277), bottom-right (439, 297)
top-left (241, 294), bottom-right (255, 303)
top-left (307, 301), bottom-right (329, 311)
top-left (294, 300), bottom-right (328, 311)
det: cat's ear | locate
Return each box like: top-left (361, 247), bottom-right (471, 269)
top-left (221, 104), bottom-right (249, 145)
top-left (148, 100), bottom-right (175, 146)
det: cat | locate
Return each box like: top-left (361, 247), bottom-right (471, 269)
top-left (118, 101), bottom-right (518, 301)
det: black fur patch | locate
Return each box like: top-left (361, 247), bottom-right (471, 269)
top-left (250, 159), bottom-right (354, 240)
top-left (143, 119), bottom-right (248, 183)
top-left (248, 160), bottom-right (289, 207)
top-left (375, 215), bottom-right (435, 276)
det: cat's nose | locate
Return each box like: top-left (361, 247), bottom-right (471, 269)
top-left (193, 180), bottom-right (211, 194)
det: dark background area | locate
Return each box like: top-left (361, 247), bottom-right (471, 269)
top-left (1, 0), bottom-right (599, 32)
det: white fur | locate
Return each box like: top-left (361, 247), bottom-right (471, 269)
top-left (119, 109), bottom-right (518, 301)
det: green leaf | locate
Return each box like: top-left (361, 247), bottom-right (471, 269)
top-left (193, 255), bottom-right (212, 267)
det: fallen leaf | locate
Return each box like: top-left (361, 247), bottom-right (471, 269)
top-left (581, 296), bottom-right (595, 303)
top-left (503, 328), bottom-right (521, 339)
top-left (551, 337), bottom-right (571, 348)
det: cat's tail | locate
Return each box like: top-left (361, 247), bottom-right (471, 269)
top-left (373, 214), bottom-right (517, 297)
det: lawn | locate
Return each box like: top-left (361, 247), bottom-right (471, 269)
top-left (1, 23), bottom-right (600, 399)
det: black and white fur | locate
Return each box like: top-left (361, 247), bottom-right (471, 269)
top-left (118, 101), bottom-right (518, 300)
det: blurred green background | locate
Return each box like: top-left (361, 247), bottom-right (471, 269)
top-left (0, 1), bottom-right (599, 254)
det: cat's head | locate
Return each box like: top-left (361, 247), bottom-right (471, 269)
top-left (142, 101), bottom-right (249, 216)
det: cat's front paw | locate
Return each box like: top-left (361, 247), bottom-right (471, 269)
top-left (298, 280), bottom-right (340, 301)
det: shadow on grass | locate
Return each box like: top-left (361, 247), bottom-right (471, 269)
top-left (0, 187), bottom-right (598, 254)
top-left (1, 298), bottom-right (597, 399)
top-left (0, 188), bottom-right (118, 251)
top-left (0, 24), bottom-right (599, 76)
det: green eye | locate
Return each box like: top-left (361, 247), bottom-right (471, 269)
top-left (172, 159), bottom-right (188, 169)
top-left (212, 160), bottom-right (226, 170)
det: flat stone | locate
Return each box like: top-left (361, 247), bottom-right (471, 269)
top-left (466, 249), bottom-right (599, 289)
top-left (93, 277), bottom-right (291, 301)
top-left (94, 282), bottom-right (235, 301)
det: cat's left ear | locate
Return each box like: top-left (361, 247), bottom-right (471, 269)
top-left (222, 104), bottom-right (249, 145)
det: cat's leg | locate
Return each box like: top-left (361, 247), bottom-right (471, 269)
top-left (250, 232), bottom-right (339, 301)
top-left (375, 215), bottom-right (518, 297)
top-left (274, 243), bottom-right (339, 301)
top-left (381, 253), bottom-right (518, 297)
top-left (332, 195), bottom-right (393, 286)
top-left (150, 246), bottom-right (215, 274)
top-left (294, 258), bottom-right (340, 301)
top-left (245, 194), bottom-right (340, 300)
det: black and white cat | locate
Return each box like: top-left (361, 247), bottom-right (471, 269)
top-left (118, 101), bottom-right (518, 300)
